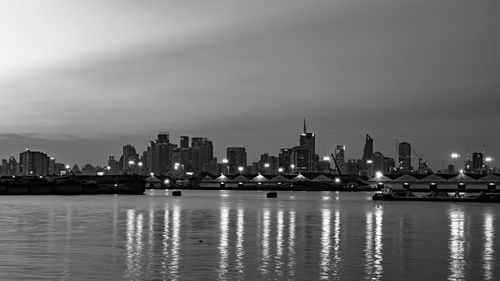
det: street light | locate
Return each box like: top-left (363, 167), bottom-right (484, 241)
top-left (278, 167), bottom-right (284, 173)
top-left (290, 164), bottom-right (295, 173)
top-left (485, 157), bottom-right (494, 173)
top-left (238, 166), bottom-right (244, 174)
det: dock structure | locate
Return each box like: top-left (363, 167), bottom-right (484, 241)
top-left (369, 173), bottom-right (500, 192)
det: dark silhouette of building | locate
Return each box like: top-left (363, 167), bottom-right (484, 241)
top-left (122, 144), bottom-right (138, 171)
top-left (279, 148), bottom-right (292, 173)
top-left (291, 146), bottom-right (313, 172)
top-left (191, 137), bottom-right (214, 174)
top-left (334, 145), bottom-right (345, 173)
top-left (227, 147), bottom-right (247, 174)
top-left (346, 159), bottom-right (361, 175)
top-left (19, 149), bottom-right (50, 176)
top-left (398, 142), bottom-right (412, 172)
top-left (472, 152), bottom-right (483, 173)
top-left (383, 157), bottom-right (396, 173)
top-left (362, 135), bottom-right (373, 169)
top-left (372, 151), bottom-right (385, 173)
top-left (300, 119), bottom-right (315, 155)
top-left (180, 136), bottom-right (189, 149)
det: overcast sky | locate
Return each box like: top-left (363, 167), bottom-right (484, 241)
top-left (1, 0), bottom-right (499, 169)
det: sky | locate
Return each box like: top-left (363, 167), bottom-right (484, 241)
top-left (1, 0), bottom-right (499, 170)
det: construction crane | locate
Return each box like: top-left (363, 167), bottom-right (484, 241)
top-left (411, 146), bottom-right (430, 174)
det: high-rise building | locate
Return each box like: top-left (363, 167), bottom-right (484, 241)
top-left (383, 157), bottom-right (396, 174)
top-left (191, 137), bottom-right (214, 174)
top-left (398, 142), bottom-right (412, 172)
top-left (122, 144), bottom-right (138, 171)
top-left (291, 146), bottom-right (313, 172)
top-left (180, 136), bottom-right (189, 149)
top-left (19, 149), bottom-right (50, 176)
top-left (472, 152), bottom-right (483, 173)
top-left (372, 151), bottom-right (385, 173)
top-left (300, 119), bottom-right (315, 155)
top-left (227, 147), bottom-right (247, 174)
top-left (346, 159), bottom-right (361, 175)
top-left (362, 135), bottom-right (373, 169)
top-left (279, 148), bottom-right (292, 173)
top-left (334, 145), bottom-right (346, 173)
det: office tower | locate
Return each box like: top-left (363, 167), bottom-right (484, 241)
top-left (291, 146), bottom-right (313, 172)
top-left (383, 157), bottom-right (396, 174)
top-left (227, 147), bottom-right (247, 174)
top-left (346, 159), bottom-right (361, 175)
top-left (108, 156), bottom-right (120, 174)
top-left (300, 119), bottom-right (316, 155)
top-left (191, 137), bottom-right (214, 174)
top-left (362, 135), bottom-right (373, 169)
top-left (180, 136), bottom-right (189, 149)
top-left (372, 151), bottom-right (385, 173)
top-left (122, 144), bottom-right (138, 171)
top-left (279, 148), bottom-right (292, 173)
top-left (398, 142), bottom-right (412, 172)
top-left (19, 149), bottom-right (50, 176)
top-left (334, 145), bottom-right (346, 173)
top-left (472, 152), bottom-right (483, 173)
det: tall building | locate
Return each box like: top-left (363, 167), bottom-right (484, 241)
top-left (334, 145), bottom-right (346, 173)
top-left (122, 144), bottom-right (138, 171)
top-left (279, 148), bottom-right (292, 173)
top-left (291, 146), bottom-right (313, 172)
top-left (346, 159), bottom-right (361, 175)
top-left (19, 149), bottom-right (50, 176)
top-left (362, 135), bottom-right (373, 169)
top-left (227, 147), bottom-right (247, 174)
top-left (383, 157), bottom-right (396, 174)
top-left (191, 137), bottom-right (214, 174)
top-left (300, 119), bottom-right (315, 155)
top-left (372, 151), bottom-right (385, 173)
top-left (398, 142), bottom-right (412, 172)
top-left (472, 152), bottom-right (483, 173)
top-left (180, 136), bottom-right (189, 149)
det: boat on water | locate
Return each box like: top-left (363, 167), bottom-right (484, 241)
top-left (373, 187), bottom-right (500, 203)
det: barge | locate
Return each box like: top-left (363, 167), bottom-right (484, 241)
top-left (373, 187), bottom-right (500, 203)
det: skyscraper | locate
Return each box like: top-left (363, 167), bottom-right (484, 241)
top-left (472, 152), bottom-right (483, 173)
top-left (334, 145), bottom-right (346, 173)
top-left (180, 136), bottom-right (189, 149)
top-left (122, 144), bottom-right (138, 171)
top-left (398, 142), bottom-right (412, 172)
top-left (299, 119), bottom-right (315, 155)
top-left (227, 147), bottom-right (247, 174)
top-left (362, 135), bottom-right (373, 169)
top-left (19, 149), bottom-right (50, 176)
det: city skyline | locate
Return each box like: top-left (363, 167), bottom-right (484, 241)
top-left (1, 0), bottom-right (499, 170)
top-left (0, 124), bottom-right (496, 174)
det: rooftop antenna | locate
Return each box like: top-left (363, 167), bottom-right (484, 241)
top-left (303, 118), bottom-right (307, 134)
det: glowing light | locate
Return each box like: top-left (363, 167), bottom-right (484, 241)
top-left (186, 172), bottom-right (194, 176)
top-left (485, 157), bottom-right (493, 162)
top-left (222, 159), bottom-right (229, 164)
top-left (150, 172), bottom-right (154, 176)
top-left (65, 165), bottom-right (70, 169)
top-left (138, 162), bottom-right (143, 167)
top-left (451, 153), bottom-right (460, 159)
top-left (323, 156), bottom-right (330, 161)
top-left (164, 179), bottom-right (170, 184)
top-left (238, 166), bottom-right (244, 173)
top-left (459, 169), bottom-right (464, 174)
top-left (97, 172), bottom-right (105, 176)
top-left (366, 160), bottom-right (373, 164)
top-left (106, 166), bottom-right (111, 170)
top-left (335, 178), bottom-right (341, 184)
top-left (376, 171), bottom-right (383, 179)
top-left (290, 164), bottom-right (295, 169)
top-left (128, 160), bottom-right (135, 165)
top-left (278, 168), bottom-right (284, 173)
top-left (264, 163), bottom-right (270, 168)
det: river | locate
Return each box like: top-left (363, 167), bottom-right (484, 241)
top-left (0, 190), bottom-right (498, 280)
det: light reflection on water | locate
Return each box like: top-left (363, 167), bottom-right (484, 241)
top-left (449, 208), bottom-right (465, 281)
top-left (484, 211), bottom-right (495, 281)
top-left (0, 191), bottom-right (499, 280)
top-left (364, 207), bottom-right (383, 281)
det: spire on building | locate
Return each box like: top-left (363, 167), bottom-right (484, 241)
top-left (303, 118), bottom-right (307, 134)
